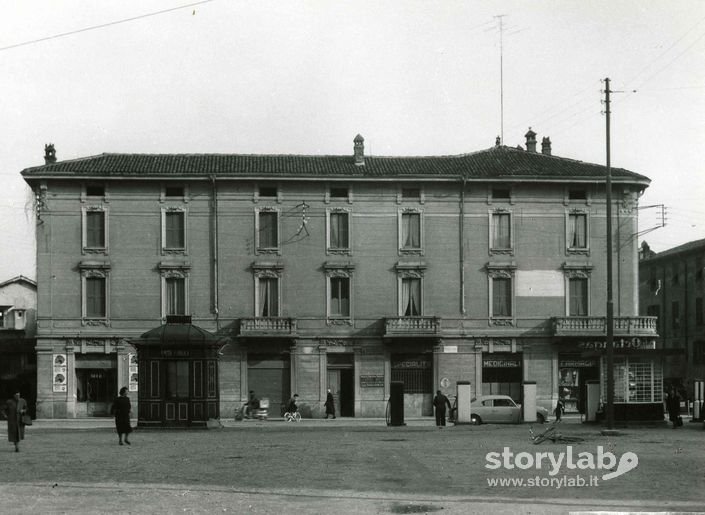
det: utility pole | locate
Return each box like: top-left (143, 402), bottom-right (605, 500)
top-left (604, 77), bottom-right (615, 430)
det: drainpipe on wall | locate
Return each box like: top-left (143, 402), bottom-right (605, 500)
top-left (210, 175), bottom-right (220, 329)
top-left (459, 177), bottom-right (467, 315)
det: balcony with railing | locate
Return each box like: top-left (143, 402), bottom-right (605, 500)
top-left (239, 317), bottom-right (297, 337)
top-left (384, 316), bottom-right (441, 337)
top-left (552, 316), bottom-right (657, 337)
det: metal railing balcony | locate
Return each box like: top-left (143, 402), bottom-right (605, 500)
top-left (239, 317), bottom-right (297, 336)
top-left (384, 316), bottom-right (441, 336)
top-left (552, 316), bottom-right (657, 337)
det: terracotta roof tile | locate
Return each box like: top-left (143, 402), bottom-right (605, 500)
top-left (21, 146), bottom-right (650, 183)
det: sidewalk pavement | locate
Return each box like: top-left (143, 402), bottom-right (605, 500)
top-left (19, 413), bottom-right (592, 430)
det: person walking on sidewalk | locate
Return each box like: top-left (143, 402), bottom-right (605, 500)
top-left (666, 386), bottom-right (682, 429)
top-left (433, 390), bottom-right (451, 428)
top-left (111, 387), bottom-right (133, 445)
top-left (554, 398), bottom-right (565, 421)
top-left (3, 390), bottom-right (29, 452)
top-left (324, 389), bottom-right (336, 419)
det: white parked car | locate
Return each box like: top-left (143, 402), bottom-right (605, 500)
top-left (469, 395), bottom-right (549, 425)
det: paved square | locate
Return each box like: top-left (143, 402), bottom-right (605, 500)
top-left (1, 419), bottom-right (704, 513)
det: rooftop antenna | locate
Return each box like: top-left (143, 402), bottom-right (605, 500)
top-left (494, 15), bottom-right (506, 145)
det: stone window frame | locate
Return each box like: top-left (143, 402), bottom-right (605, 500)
top-left (565, 208), bottom-right (590, 256)
top-left (398, 207), bottom-right (425, 256)
top-left (252, 261), bottom-right (284, 317)
top-left (563, 186), bottom-right (592, 206)
top-left (160, 183), bottom-right (189, 203)
top-left (488, 208), bottom-right (514, 256)
top-left (486, 262), bottom-right (517, 326)
top-left (161, 206), bottom-right (188, 255)
top-left (254, 184), bottom-right (282, 204)
top-left (325, 184), bottom-right (353, 204)
top-left (395, 262), bottom-right (426, 317)
top-left (81, 182), bottom-right (108, 203)
top-left (81, 205), bottom-right (109, 255)
top-left (254, 206), bottom-right (281, 255)
top-left (397, 185), bottom-right (425, 205)
top-left (487, 184), bottom-right (515, 205)
top-left (324, 262), bottom-right (355, 325)
top-left (159, 262), bottom-right (191, 320)
top-left (79, 261), bottom-right (111, 326)
top-left (562, 263), bottom-right (593, 317)
top-left (326, 207), bottom-right (352, 255)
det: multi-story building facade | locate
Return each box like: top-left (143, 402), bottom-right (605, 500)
top-left (0, 275), bottom-right (37, 415)
top-left (639, 239), bottom-right (705, 395)
top-left (22, 134), bottom-right (661, 424)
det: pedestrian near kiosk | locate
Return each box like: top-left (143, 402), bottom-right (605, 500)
top-left (433, 390), bottom-right (451, 428)
top-left (666, 386), bottom-right (682, 429)
top-left (111, 386), bottom-right (133, 445)
top-left (3, 390), bottom-right (29, 452)
top-left (324, 389), bottom-right (336, 419)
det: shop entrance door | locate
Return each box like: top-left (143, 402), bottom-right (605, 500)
top-left (327, 368), bottom-right (354, 417)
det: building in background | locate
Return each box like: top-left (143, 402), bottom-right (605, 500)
top-left (22, 133), bottom-right (661, 424)
top-left (0, 275), bottom-right (37, 416)
top-left (639, 238), bottom-right (705, 398)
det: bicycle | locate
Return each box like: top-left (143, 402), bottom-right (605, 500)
top-left (530, 419), bottom-right (585, 444)
top-left (283, 411), bottom-right (301, 422)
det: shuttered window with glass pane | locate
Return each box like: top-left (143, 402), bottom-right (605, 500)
top-left (330, 277), bottom-right (350, 317)
top-left (492, 277), bottom-right (512, 316)
top-left (258, 277), bottom-right (279, 317)
top-left (165, 277), bottom-right (186, 315)
top-left (330, 212), bottom-right (349, 249)
top-left (569, 213), bottom-right (587, 248)
top-left (401, 212), bottom-right (421, 249)
top-left (165, 211), bottom-right (185, 249)
top-left (86, 211), bottom-right (105, 248)
top-left (569, 277), bottom-right (588, 316)
top-left (86, 277), bottom-right (106, 318)
top-left (258, 211), bottom-right (278, 249)
top-left (492, 213), bottom-right (511, 249)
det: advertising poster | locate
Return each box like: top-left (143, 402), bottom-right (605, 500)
top-left (53, 354), bottom-right (67, 392)
top-left (128, 353), bottom-right (139, 392)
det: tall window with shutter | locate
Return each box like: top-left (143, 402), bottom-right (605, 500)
top-left (491, 212), bottom-right (511, 250)
top-left (569, 277), bottom-right (588, 316)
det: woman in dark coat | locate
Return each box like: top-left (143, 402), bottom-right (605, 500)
top-left (111, 387), bottom-right (132, 445)
top-left (324, 389), bottom-right (336, 419)
top-left (4, 390), bottom-right (29, 452)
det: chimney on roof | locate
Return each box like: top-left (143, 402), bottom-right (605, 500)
top-left (541, 136), bottom-right (552, 156)
top-left (353, 134), bottom-right (365, 166)
top-left (495, 136), bottom-right (501, 147)
top-left (525, 128), bottom-right (537, 153)
top-left (44, 143), bottom-right (57, 164)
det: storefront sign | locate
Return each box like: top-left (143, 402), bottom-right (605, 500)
top-left (160, 349), bottom-right (190, 357)
top-left (360, 375), bottom-right (384, 387)
top-left (577, 338), bottom-right (656, 351)
top-left (559, 359), bottom-right (598, 368)
top-left (53, 354), bottom-right (67, 392)
top-left (443, 345), bottom-right (458, 353)
top-left (392, 360), bottom-right (431, 369)
top-left (128, 353), bottom-right (138, 392)
top-left (483, 359), bottom-right (521, 368)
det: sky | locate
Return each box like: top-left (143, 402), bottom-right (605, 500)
top-left (1, 0), bottom-right (704, 282)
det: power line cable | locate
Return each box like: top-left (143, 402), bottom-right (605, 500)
top-left (623, 14), bottom-right (705, 88)
top-left (0, 0), bottom-right (215, 52)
